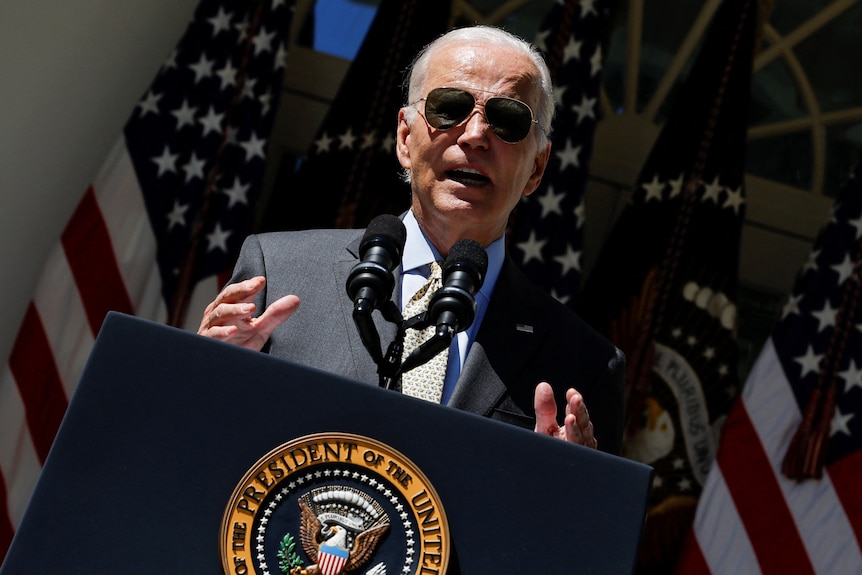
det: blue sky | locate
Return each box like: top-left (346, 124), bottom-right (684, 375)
top-left (313, 0), bottom-right (378, 60)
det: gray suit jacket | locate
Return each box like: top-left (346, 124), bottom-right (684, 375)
top-left (229, 228), bottom-right (626, 454)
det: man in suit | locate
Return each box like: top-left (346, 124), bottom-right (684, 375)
top-left (198, 25), bottom-right (625, 455)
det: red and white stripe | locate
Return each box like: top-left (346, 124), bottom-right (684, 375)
top-left (0, 137), bottom-right (218, 557)
top-left (319, 550), bottom-right (349, 575)
top-left (677, 338), bottom-right (862, 574)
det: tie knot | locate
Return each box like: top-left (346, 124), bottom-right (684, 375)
top-left (428, 260), bottom-right (443, 282)
top-left (404, 261), bottom-right (444, 314)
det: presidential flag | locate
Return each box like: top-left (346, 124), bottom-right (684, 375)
top-left (509, 0), bottom-right (613, 309)
top-left (0, 0), bottom-right (293, 558)
top-left (260, 0), bottom-right (451, 234)
top-left (577, 0), bottom-right (758, 570)
top-left (676, 161), bottom-right (862, 574)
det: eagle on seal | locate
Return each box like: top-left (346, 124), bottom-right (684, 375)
top-left (291, 499), bottom-right (390, 575)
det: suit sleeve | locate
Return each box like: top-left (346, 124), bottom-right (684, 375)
top-left (227, 234), bottom-right (269, 315)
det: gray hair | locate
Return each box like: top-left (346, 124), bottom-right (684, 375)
top-left (402, 25), bottom-right (555, 146)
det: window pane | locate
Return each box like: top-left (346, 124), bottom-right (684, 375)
top-left (746, 131), bottom-right (813, 190)
top-left (749, 58), bottom-right (803, 126)
top-left (793, 3), bottom-right (862, 115)
top-left (304, 0), bottom-right (379, 60)
top-left (769, 0), bottom-right (826, 36)
top-left (825, 123), bottom-right (862, 197)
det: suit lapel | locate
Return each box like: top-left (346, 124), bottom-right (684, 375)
top-left (448, 340), bottom-right (504, 414)
top-left (447, 258), bottom-right (546, 415)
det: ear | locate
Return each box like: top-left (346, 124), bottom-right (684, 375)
top-left (396, 108), bottom-right (412, 171)
top-left (523, 141), bottom-right (552, 197)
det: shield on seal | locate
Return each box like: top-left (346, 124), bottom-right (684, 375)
top-left (318, 543), bottom-right (349, 575)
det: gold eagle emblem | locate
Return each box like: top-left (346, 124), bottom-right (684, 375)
top-left (291, 499), bottom-right (390, 575)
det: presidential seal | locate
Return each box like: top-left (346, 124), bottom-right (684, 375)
top-left (220, 433), bottom-right (450, 575)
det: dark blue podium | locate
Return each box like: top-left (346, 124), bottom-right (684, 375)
top-left (1, 312), bottom-right (651, 574)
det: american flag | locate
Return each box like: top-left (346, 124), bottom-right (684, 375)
top-left (577, 0), bottom-right (757, 570)
top-left (508, 0), bottom-right (612, 309)
top-left (676, 161), bottom-right (862, 574)
top-left (0, 0), bottom-right (293, 558)
top-left (260, 0), bottom-right (451, 234)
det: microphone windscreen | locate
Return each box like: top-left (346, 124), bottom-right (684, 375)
top-left (361, 214), bottom-right (407, 255)
top-left (445, 239), bottom-right (488, 287)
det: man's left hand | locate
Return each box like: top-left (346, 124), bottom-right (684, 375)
top-left (533, 381), bottom-right (598, 449)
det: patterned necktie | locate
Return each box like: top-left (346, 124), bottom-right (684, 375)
top-left (401, 261), bottom-right (448, 403)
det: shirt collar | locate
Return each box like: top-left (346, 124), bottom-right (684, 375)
top-left (401, 210), bottom-right (504, 303)
top-left (402, 211), bottom-right (440, 274)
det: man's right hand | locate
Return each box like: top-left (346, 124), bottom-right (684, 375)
top-left (197, 276), bottom-right (300, 351)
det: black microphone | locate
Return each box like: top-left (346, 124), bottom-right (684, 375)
top-left (345, 214), bottom-right (406, 368)
top-left (397, 239), bottom-right (487, 377)
top-left (427, 239), bottom-right (488, 337)
top-left (345, 214), bottom-right (407, 314)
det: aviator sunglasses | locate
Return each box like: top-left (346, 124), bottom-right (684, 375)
top-left (417, 87), bottom-right (541, 144)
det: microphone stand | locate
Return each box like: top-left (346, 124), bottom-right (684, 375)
top-left (349, 275), bottom-right (403, 368)
top-left (378, 311), bottom-right (454, 390)
top-left (352, 298), bottom-right (384, 365)
top-left (350, 275), bottom-right (449, 391)
top-left (350, 299), bottom-right (404, 390)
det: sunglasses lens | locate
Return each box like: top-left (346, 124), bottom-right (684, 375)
top-left (424, 88), bottom-right (476, 129)
top-left (422, 88), bottom-right (536, 143)
top-left (485, 97), bottom-right (533, 143)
